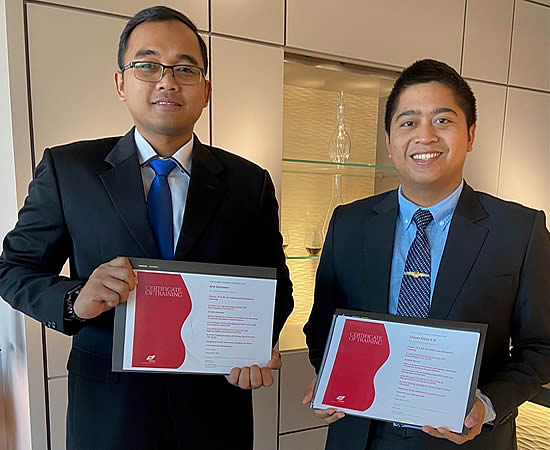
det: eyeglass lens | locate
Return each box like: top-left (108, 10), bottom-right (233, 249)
top-left (133, 62), bottom-right (202, 85)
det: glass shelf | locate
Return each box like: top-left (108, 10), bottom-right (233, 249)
top-left (286, 255), bottom-right (320, 260)
top-left (282, 158), bottom-right (396, 177)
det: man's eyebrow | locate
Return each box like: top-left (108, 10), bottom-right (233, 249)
top-left (394, 107), bottom-right (459, 123)
top-left (176, 54), bottom-right (199, 66)
top-left (432, 107), bottom-right (458, 116)
top-left (395, 110), bottom-right (420, 122)
top-left (132, 50), bottom-right (200, 66)
top-left (134, 49), bottom-right (160, 59)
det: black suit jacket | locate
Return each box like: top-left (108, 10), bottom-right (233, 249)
top-left (304, 184), bottom-right (550, 450)
top-left (0, 130), bottom-right (293, 449)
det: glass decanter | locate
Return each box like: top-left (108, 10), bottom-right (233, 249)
top-left (323, 92), bottom-right (351, 238)
top-left (328, 91), bottom-right (351, 164)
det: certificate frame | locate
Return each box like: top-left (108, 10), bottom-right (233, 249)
top-left (312, 309), bottom-right (487, 434)
top-left (112, 257), bottom-right (277, 375)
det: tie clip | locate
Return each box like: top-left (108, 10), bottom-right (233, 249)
top-left (404, 271), bottom-right (429, 279)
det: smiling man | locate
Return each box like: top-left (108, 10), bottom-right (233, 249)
top-left (303, 59), bottom-right (550, 450)
top-left (0, 6), bottom-right (293, 450)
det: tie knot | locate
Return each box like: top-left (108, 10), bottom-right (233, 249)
top-left (412, 209), bottom-right (433, 231)
top-left (149, 158), bottom-right (177, 177)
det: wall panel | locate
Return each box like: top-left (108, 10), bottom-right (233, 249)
top-left (463, 81), bottom-right (507, 195)
top-left (27, 4), bottom-right (131, 162)
top-left (35, 0), bottom-right (208, 31)
top-left (48, 377), bottom-right (68, 450)
top-left (286, 0), bottom-right (465, 70)
top-left (462, 0), bottom-right (514, 83)
top-left (279, 427), bottom-right (328, 450)
top-left (499, 88), bottom-right (550, 221)
top-left (280, 351), bottom-right (326, 433)
top-left (211, 36), bottom-right (283, 195)
top-left (211, 0), bottom-right (284, 44)
top-left (509, 1), bottom-right (550, 91)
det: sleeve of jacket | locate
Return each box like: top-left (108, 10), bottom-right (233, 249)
top-left (480, 210), bottom-right (550, 425)
top-left (256, 169), bottom-right (293, 345)
top-left (0, 149), bottom-right (81, 334)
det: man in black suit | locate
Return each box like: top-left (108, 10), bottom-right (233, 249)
top-left (0, 6), bottom-right (293, 450)
top-left (303, 59), bottom-right (550, 449)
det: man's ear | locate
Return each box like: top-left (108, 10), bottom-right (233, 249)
top-left (203, 79), bottom-right (212, 108)
top-left (467, 124), bottom-right (476, 153)
top-left (385, 132), bottom-right (392, 158)
top-left (114, 71), bottom-right (126, 102)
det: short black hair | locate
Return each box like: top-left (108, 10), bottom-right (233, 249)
top-left (117, 6), bottom-right (208, 75)
top-left (384, 59), bottom-right (476, 135)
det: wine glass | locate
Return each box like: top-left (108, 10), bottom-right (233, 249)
top-left (304, 226), bottom-right (323, 256)
top-left (281, 225), bottom-right (290, 254)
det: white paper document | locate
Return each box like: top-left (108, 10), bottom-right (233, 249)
top-left (113, 258), bottom-right (277, 375)
top-left (312, 312), bottom-right (486, 433)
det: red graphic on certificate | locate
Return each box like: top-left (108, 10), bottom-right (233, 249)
top-left (132, 272), bottom-right (192, 368)
top-left (323, 320), bottom-right (389, 411)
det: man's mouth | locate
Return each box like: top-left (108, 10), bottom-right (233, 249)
top-left (411, 152), bottom-right (442, 161)
top-left (152, 100), bottom-right (182, 106)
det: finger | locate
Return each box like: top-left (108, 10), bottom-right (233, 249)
top-left (102, 277), bottom-right (130, 303)
top-left (260, 367), bottom-right (274, 387)
top-left (102, 258), bottom-right (137, 290)
top-left (99, 265), bottom-right (136, 286)
top-left (249, 365), bottom-right (263, 389)
top-left (107, 256), bottom-right (133, 269)
top-left (421, 426), bottom-right (448, 440)
top-left (313, 408), bottom-right (345, 424)
top-left (267, 350), bottom-right (282, 370)
top-left (238, 367), bottom-right (251, 389)
top-left (226, 368), bottom-right (240, 385)
top-left (465, 399), bottom-right (485, 428)
top-left (422, 426), bottom-right (466, 445)
top-left (89, 284), bottom-right (120, 308)
top-left (302, 378), bottom-right (315, 404)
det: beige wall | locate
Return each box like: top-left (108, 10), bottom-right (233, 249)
top-left (1, 0), bottom-right (549, 449)
top-left (0, 1), bottom-right (31, 449)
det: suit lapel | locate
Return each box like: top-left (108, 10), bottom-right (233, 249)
top-left (429, 184), bottom-right (489, 319)
top-left (99, 130), bottom-right (159, 257)
top-left (363, 191), bottom-right (399, 314)
top-left (174, 138), bottom-right (226, 259)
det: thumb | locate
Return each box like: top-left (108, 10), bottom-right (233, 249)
top-left (303, 379), bottom-right (315, 404)
top-left (465, 400), bottom-right (484, 428)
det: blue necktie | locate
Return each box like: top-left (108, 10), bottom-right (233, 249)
top-left (396, 209), bottom-right (434, 318)
top-left (147, 159), bottom-right (177, 260)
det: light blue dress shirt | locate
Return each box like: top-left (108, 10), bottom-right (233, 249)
top-left (388, 182), bottom-right (463, 314)
top-left (388, 180), bottom-right (495, 424)
top-left (134, 128), bottom-right (193, 252)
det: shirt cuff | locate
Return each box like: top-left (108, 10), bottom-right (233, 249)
top-left (476, 388), bottom-right (496, 424)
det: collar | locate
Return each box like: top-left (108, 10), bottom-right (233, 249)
top-left (398, 181), bottom-right (464, 231)
top-left (134, 128), bottom-right (193, 175)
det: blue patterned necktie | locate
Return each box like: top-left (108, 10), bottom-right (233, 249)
top-left (147, 159), bottom-right (177, 260)
top-left (396, 209), bottom-right (434, 318)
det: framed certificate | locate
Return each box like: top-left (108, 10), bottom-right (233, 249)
top-left (311, 310), bottom-right (487, 434)
top-left (112, 257), bottom-right (277, 375)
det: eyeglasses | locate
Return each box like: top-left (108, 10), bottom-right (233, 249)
top-left (121, 61), bottom-right (205, 85)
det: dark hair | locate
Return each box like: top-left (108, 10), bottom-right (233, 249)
top-left (117, 6), bottom-right (208, 75)
top-left (384, 59), bottom-right (476, 135)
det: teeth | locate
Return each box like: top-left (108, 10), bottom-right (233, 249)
top-left (412, 152), bottom-right (441, 160)
top-left (156, 101), bottom-right (178, 105)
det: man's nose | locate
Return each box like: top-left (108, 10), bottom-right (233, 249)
top-left (157, 67), bottom-right (179, 90)
top-left (414, 122), bottom-right (438, 144)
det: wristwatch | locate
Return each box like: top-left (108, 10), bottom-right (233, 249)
top-left (64, 283), bottom-right (86, 324)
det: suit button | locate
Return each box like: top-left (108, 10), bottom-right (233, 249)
top-left (51, 321), bottom-right (57, 329)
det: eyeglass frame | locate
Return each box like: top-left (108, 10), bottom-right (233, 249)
top-left (120, 61), bottom-right (206, 85)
